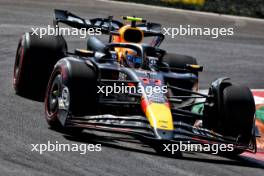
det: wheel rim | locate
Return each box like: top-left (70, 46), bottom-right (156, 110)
top-left (49, 83), bottom-right (59, 113)
top-left (46, 74), bottom-right (71, 118)
top-left (47, 74), bottom-right (62, 116)
top-left (61, 86), bottom-right (70, 108)
top-left (13, 45), bottom-right (24, 85)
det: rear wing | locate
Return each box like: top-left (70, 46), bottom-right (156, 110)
top-left (54, 9), bottom-right (123, 34)
top-left (53, 9), bottom-right (164, 46)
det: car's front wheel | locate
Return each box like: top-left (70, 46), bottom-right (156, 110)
top-left (204, 84), bottom-right (256, 154)
top-left (45, 58), bottom-right (98, 133)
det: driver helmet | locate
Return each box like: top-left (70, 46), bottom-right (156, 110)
top-left (123, 49), bottom-right (142, 68)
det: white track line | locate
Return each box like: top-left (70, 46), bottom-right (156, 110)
top-left (252, 89), bottom-right (264, 92)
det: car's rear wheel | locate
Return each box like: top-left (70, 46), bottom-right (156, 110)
top-left (13, 33), bottom-right (67, 101)
top-left (162, 53), bottom-right (198, 74)
top-left (163, 53), bottom-right (199, 120)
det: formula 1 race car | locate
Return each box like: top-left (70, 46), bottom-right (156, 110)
top-left (13, 9), bottom-right (257, 155)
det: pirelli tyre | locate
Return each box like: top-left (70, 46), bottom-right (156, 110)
top-left (222, 86), bottom-right (255, 143)
top-left (162, 53), bottom-right (198, 74)
top-left (44, 57), bottom-right (98, 132)
top-left (13, 32), bottom-right (67, 101)
top-left (204, 84), bottom-right (255, 154)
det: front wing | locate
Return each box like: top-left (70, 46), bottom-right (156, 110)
top-left (66, 114), bottom-right (257, 153)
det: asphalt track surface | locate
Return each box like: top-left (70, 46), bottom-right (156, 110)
top-left (0, 0), bottom-right (264, 176)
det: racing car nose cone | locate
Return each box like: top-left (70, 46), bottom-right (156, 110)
top-left (144, 102), bottom-right (174, 130)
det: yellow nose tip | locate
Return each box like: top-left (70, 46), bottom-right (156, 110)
top-left (145, 103), bottom-right (174, 130)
